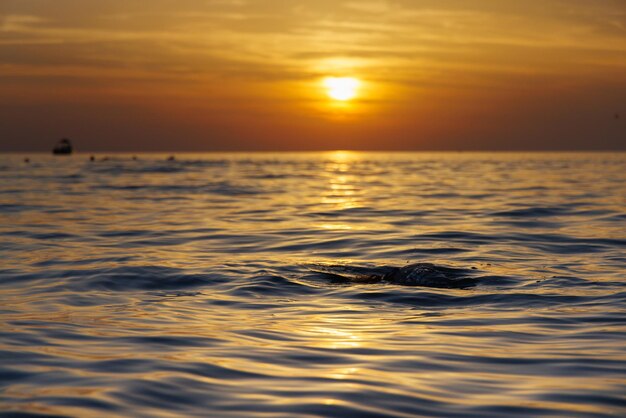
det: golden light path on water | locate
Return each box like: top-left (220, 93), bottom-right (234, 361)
top-left (0, 152), bottom-right (624, 417)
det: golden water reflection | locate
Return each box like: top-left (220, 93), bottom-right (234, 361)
top-left (1, 153), bottom-right (625, 416)
top-left (321, 151), bottom-right (360, 208)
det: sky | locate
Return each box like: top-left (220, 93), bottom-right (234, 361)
top-left (1, 0), bottom-right (625, 151)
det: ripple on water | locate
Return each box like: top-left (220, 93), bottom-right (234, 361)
top-left (0, 153), bottom-right (625, 417)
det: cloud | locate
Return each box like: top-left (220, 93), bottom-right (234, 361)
top-left (0, 14), bottom-right (46, 32)
top-left (0, 0), bottom-right (624, 151)
top-left (1, 0), bottom-right (624, 96)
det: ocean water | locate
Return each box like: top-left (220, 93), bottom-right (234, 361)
top-left (0, 152), bottom-right (625, 418)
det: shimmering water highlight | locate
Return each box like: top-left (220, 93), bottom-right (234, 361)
top-left (1, 152), bottom-right (625, 417)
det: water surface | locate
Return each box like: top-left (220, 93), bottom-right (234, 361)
top-left (1, 152), bottom-right (625, 417)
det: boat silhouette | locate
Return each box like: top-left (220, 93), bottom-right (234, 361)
top-left (52, 138), bottom-right (73, 155)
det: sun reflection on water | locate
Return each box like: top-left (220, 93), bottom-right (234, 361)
top-left (1, 153), bottom-right (625, 417)
top-left (321, 151), bottom-right (360, 208)
top-left (307, 325), bottom-right (363, 350)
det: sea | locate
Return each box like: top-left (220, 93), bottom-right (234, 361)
top-left (0, 152), bottom-right (625, 418)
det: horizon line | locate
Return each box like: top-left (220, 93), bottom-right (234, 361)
top-left (2, 149), bottom-right (626, 154)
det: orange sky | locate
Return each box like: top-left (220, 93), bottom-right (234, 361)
top-left (1, 0), bottom-right (625, 151)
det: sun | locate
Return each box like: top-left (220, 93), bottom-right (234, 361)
top-left (323, 77), bottom-right (360, 101)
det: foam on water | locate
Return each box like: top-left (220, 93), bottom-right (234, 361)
top-left (1, 152), bottom-right (625, 417)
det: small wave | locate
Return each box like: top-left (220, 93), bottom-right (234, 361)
top-left (42, 266), bottom-right (226, 292)
top-left (87, 162), bottom-right (189, 175)
top-left (229, 274), bottom-right (318, 298)
top-left (85, 159), bottom-right (233, 176)
top-left (91, 181), bottom-right (262, 196)
top-left (0, 411), bottom-right (78, 417)
top-left (304, 262), bottom-right (480, 288)
top-left (349, 290), bottom-right (589, 309)
top-left (0, 203), bottom-right (49, 213)
top-left (400, 247), bottom-right (469, 255)
top-left (492, 206), bottom-right (570, 218)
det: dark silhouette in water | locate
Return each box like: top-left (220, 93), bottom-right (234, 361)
top-left (89, 155), bottom-right (95, 161)
top-left (52, 138), bottom-right (73, 155)
top-left (167, 155), bottom-right (176, 161)
top-left (24, 158), bottom-right (30, 163)
top-left (307, 262), bottom-right (478, 288)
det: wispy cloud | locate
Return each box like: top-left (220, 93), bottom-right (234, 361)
top-left (1, 0), bottom-right (624, 85)
top-left (0, 14), bottom-right (47, 32)
top-left (0, 0), bottom-right (624, 151)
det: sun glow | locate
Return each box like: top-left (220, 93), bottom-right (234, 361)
top-left (323, 77), bottom-right (360, 101)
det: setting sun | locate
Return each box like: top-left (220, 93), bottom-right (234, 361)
top-left (323, 77), bottom-right (360, 101)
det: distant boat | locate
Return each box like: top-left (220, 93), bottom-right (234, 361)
top-left (52, 138), bottom-right (73, 155)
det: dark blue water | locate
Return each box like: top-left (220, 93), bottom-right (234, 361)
top-left (1, 152), bottom-right (625, 417)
